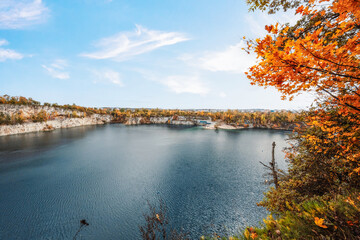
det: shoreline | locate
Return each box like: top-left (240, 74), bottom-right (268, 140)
top-left (0, 104), bottom-right (297, 136)
top-left (0, 115), bottom-right (111, 136)
top-left (0, 120), bottom-right (293, 137)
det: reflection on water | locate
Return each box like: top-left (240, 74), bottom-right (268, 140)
top-left (0, 125), bottom-right (100, 162)
top-left (0, 124), bottom-right (289, 239)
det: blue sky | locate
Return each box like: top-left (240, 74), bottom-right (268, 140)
top-left (0, 0), bottom-right (313, 109)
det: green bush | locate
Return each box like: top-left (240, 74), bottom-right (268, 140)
top-left (241, 193), bottom-right (360, 239)
top-left (0, 113), bottom-right (11, 125)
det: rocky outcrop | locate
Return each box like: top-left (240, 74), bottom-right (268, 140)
top-left (0, 113), bottom-right (111, 136)
top-left (0, 104), bottom-right (86, 118)
top-left (0, 104), bottom-right (295, 136)
top-left (125, 117), bottom-right (197, 126)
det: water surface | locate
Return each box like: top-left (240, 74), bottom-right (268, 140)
top-left (0, 125), bottom-right (289, 239)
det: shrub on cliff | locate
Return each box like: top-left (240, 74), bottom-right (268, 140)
top-left (72, 111), bottom-right (79, 118)
top-left (31, 110), bottom-right (49, 123)
top-left (13, 112), bottom-right (26, 124)
top-left (0, 113), bottom-right (11, 125)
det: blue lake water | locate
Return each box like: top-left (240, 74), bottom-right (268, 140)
top-left (0, 124), bottom-right (289, 239)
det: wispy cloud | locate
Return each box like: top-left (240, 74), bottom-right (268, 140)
top-left (160, 75), bottom-right (209, 95)
top-left (0, 39), bottom-right (23, 62)
top-left (136, 68), bottom-right (209, 95)
top-left (181, 41), bottom-right (256, 74)
top-left (42, 59), bottom-right (70, 79)
top-left (80, 24), bottom-right (190, 61)
top-left (0, 39), bottom-right (9, 46)
top-left (92, 69), bottom-right (123, 86)
top-left (0, 0), bottom-right (49, 29)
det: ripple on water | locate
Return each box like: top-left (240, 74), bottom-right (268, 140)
top-left (0, 125), bottom-right (289, 239)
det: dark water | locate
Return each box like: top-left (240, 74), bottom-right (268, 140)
top-left (0, 124), bottom-right (289, 239)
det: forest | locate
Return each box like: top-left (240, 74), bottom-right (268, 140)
top-left (0, 94), bottom-right (300, 129)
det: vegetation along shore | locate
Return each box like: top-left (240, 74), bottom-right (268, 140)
top-left (0, 95), bottom-right (301, 136)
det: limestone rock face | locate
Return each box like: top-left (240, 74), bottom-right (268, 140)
top-left (0, 104), bottom-right (86, 118)
top-left (125, 117), bottom-right (196, 126)
top-left (0, 104), bottom-right (111, 136)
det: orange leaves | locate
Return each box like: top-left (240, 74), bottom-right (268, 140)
top-left (264, 23), bottom-right (279, 34)
top-left (246, 0), bottom-right (360, 116)
top-left (314, 217), bottom-right (328, 228)
top-left (246, 0), bottom-right (360, 181)
top-left (295, 5), bottom-right (304, 14)
top-left (250, 232), bottom-right (258, 239)
top-left (264, 25), bottom-right (273, 33)
top-left (244, 227), bottom-right (258, 239)
top-left (332, 0), bottom-right (360, 23)
top-left (295, 5), bottom-right (312, 15)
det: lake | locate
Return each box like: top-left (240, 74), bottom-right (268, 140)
top-left (0, 124), bottom-right (289, 239)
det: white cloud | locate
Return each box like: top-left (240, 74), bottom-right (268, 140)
top-left (81, 24), bottom-right (190, 61)
top-left (0, 39), bottom-right (23, 62)
top-left (181, 41), bottom-right (256, 74)
top-left (0, 49), bottom-right (23, 61)
top-left (136, 68), bottom-right (209, 95)
top-left (0, 0), bottom-right (49, 29)
top-left (0, 39), bottom-right (9, 46)
top-left (42, 59), bottom-right (70, 79)
top-left (93, 69), bottom-right (123, 86)
top-left (219, 92), bottom-right (227, 98)
top-left (160, 75), bottom-right (209, 95)
top-left (49, 59), bottom-right (68, 70)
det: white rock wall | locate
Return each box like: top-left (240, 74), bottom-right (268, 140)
top-left (0, 114), bottom-right (111, 136)
top-left (125, 117), bottom-right (196, 126)
top-left (0, 104), bottom-right (86, 118)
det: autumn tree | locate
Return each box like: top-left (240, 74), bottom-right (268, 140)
top-left (241, 0), bottom-right (360, 238)
top-left (245, 0), bottom-right (360, 179)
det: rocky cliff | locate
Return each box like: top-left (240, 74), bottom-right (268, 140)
top-left (0, 105), bottom-right (111, 136)
top-left (125, 116), bottom-right (197, 126)
top-left (0, 104), bottom-right (294, 136)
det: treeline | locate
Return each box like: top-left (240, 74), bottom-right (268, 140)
top-left (110, 108), bottom-right (300, 128)
top-left (0, 95), bottom-right (300, 128)
top-left (0, 95), bottom-right (102, 125)
top-left (0, 110), bottom-right (82, 125)
top-left (0, 95), bottom-right (40, 106)
top-left (0, 95), bottom-right (109, 115)
top-left (0, 111), bottom-right (48, 125)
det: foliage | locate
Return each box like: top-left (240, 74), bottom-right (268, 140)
top-left (244, 193), bottom-right (360, 239)
top-left (0, 111), bottom-right (26, 125)
top-left (31, 110), bottom-right (49, 123)
top-left (0, 112), bottom-right (11, 125)
top-left (241, 0), bottom-right (360, 238)
top-left (72, 110), bottom-right (79, 118)
top-left (111, 108), bottom-right (300, 128)
top-left (0, 95), bottom-right (40, 105)
top-left (0, 94), bottom-right (109, 116)
top-left (247, 0), bottom-right (304, 14)
top-left (139, 199), bottom-right (189, 240)
top-left (257, 109), bottom-right (360, 214)
top-left (1, 94), bottom-right (301, 128)
top-left (245, 0), bottom-right (360, 114)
